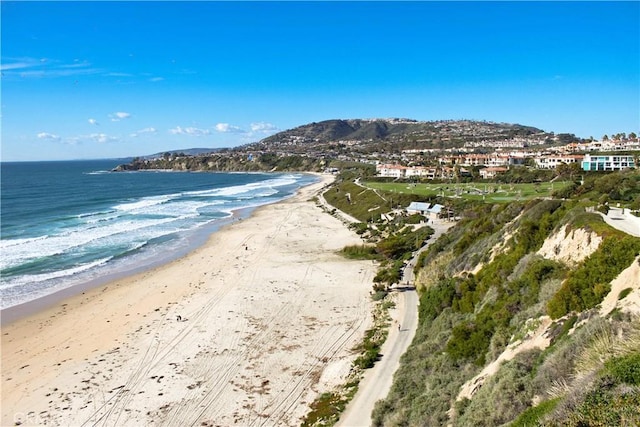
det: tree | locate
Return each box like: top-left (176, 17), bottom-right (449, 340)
top-left (602, 134), bottom-right (609, 141)
top-left (556, 162), bottom-right (581, 181)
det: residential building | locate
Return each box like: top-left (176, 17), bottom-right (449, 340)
top-left (534, 154), bottom-right (584, 169)
top-left (406, 202), bottom-right (431, 215)
top-left (405, 167), bottom-right (438, 179)
top-left (581, 154), bottom-right (636, 171)
top-left (406, 202), bottom-right (444, 220)
top-left (376, 164), bottom-right (406, 178)
top-left (480, 167), bottom-right (508, 179)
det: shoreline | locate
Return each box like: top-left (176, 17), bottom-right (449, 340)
top-left (1, 173), bottom-right (318, 324)
top-left (0, 205), bottom-right (253, 326)
top-left (2, 174), bottom-right (377, 426)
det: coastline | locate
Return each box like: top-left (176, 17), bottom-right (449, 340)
top-left (1, 174), bottom-right (377, 426)
top-left (1, 204), bottom-right (254, 325)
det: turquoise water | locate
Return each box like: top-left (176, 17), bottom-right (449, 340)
top-left (0, 160), bottom-right (316, 308)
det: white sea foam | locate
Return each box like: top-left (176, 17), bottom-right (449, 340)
top-left (113, 194), bottom-right (178, 211)
top-left (0, 257), bottom-right (114, 292)
top-left (76, 209), bottom-right (117, 219)
top-left (0, 257), bottom-right (115, 308)
top-left (0, 216), bottom-right (181, 270)
top-left (0, 235), bottom-right (49, 249)
top-left (1, 170), bottom-right (316, 308)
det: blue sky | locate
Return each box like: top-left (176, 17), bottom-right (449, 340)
top-left (2, 1), bottom-right (639, 161)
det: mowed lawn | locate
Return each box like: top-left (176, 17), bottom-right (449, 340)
top-left (363, 181), bottom-right (573, 203)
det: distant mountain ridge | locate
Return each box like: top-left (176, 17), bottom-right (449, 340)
top-left (140, 147), bottom-right (223, 160)
top-left (255, 118), bottom-right (551, 151)
top-left (118, 118), bottom-right (577, 173)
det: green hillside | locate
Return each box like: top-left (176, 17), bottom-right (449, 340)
top-left (321, 170), bottom-right (640, 426)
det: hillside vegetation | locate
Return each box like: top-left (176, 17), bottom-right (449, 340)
top-left (258, 119), bottom-right (549, 153)
top-left (321, 169), bottom-right (640, 426)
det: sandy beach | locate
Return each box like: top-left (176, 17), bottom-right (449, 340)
top-left (1, 175), bottom-right (377, 426)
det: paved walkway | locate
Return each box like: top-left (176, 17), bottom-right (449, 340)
top-left (599, 207), bottom-right (640, 237)
top-left (317, 180), bottom-right (457, 426)
top-left (337, 218), bottom-right (454, 427)
top-left (337, 288), bottom-right (418, 427)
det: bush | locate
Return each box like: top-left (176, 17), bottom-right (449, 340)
top-left (511, 397), bottom-right (561, 427)
top-left (547, 236), bottom-right (640, 319)
top-left (340, 244), bottom-right (379, 260)
top-left (561, 378), bottom-right (640, 426)
top-left (419, 278), bottom-right (456, 321)
top-left (605, 353), bottom-right (640, 385)
top-left (447, 321), bottom-right (494, 366)
top-left (353, 328), bottom-right (384, 369)
top-left (618, 287), bottom-right (633, 300)
top-left (301, 392), bottom-right (347, 427)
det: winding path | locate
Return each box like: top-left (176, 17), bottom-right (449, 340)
top-left (337, 218), bottom-right (454, 427)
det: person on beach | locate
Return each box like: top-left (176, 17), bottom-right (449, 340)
top-left (176, 315), bottom-right (182, 321)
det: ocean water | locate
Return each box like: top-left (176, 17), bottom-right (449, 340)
top-left (0, 160), bottom-right (317, 309)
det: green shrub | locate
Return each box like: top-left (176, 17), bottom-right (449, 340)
top-left (340, 244), bottom-right (379, 260)
top-left (353, 328), bottom-right (384, 369)
top-left (419, 278), bottom-right (457, 321)
top-left (447, 320), bottom-right (494, 366)
top-left (547, 236), bottom-right (640, 319)
top-left (405, 213), bottom-right (426, 224)
top-left (605, 353), bottom-right (640, 385)
top-left (561, 379), bottom-right (640, 427)
top-left (301, 392), bottom-right (347, 427)
top-left (373, 260), bottom-right (403, 286)
top-left (371, 290), bottom-right (388, 301)
top-left (511, 397), bottom-right (561, 427)
top-left (618, 287), bottom-right (633, 300)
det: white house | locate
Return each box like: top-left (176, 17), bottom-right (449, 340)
top-left (480, 167), bottom-right (508, 179)
top-left (405, 167), bottom-right (438, 179)
top-left (406, 202), bottom-right (444, 220)
top-left (406, 202), bottom-right (431, 215)
top-left (427, 203), bottom-right (443, 220)
top-left (376, 164), bottom-right (406, 178)
top-left (534, 154), bottom-right (584, 169)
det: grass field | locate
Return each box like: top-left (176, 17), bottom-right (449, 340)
top-left (363, 181), bottom-right (573, 203)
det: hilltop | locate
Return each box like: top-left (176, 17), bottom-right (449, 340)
top-left (115, 118), bottom-right (580, 173)
top-left (253, 118), bottom-right (554, 153)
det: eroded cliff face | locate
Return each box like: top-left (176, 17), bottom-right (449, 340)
top-left (600, 256), bottom-right (640, 316)
top-left (537, 224), bottom-right (602, 267)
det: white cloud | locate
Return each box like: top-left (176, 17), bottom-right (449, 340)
top-left (1, 57), bottom-right (102, 78)
top-left (88, 133), bottom-right (117, 143)
top-left (130, 127), bottom-right (157, 137)
top-left (110, 111), bottom-right (131, 121)
top-left (37, 132), bottom-right (115, 146)
top-left (60, 60), bottom-right (91, 69)
top-left (250, 122), bottom-right (279, 134)
top-left (66, 133), bottom-right (118, 144)
top-left (169, 126), bottom-right (211, 137)
top-left (1, 62), bottom-right (33, 71)
top-left (88, 118), bottom-right (99, 125)
top-left (215, 123), bottom-right (244, 133)
top-left (37, 132), bottom-right (61, 141)
top-left (149, 77), bottom-right (164, 82)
